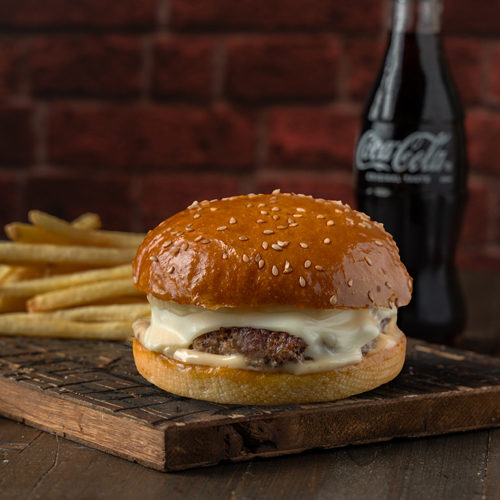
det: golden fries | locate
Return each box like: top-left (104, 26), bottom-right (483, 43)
top-left (0, 210), bottom-right (148, 340)
top-left (0, 264), bottom-right (131, 297)
top-left (0, 315), bottom-right (132, 340)
top-left (0, 242), bottom-right (137, 266)
top-left (27, 278), bottom-right (143, 312)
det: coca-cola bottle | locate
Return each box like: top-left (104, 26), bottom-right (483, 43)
top-left (354, 0), bottom-right (468, 345)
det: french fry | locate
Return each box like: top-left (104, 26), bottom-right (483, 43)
top-left (0, 315), bottom-right (132, 340)
top-left (0, 243), bottom-right (137, 266)
top-left (6, 303), bottom-right (151, 323)
top-left (0, 264), bottom-right (132, 297)
top-left (27, 278), bottom-right (144, 312)
top-left (71, 213), bottom-right (101, 230)
top-left (29, 211), bottom-right (145, 248)
top-left (5, 223), bottom-right (86, 245)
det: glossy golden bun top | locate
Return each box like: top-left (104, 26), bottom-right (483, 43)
top-left (133, 192), bottom-right (412, 310)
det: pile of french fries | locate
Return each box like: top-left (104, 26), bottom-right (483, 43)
top-left (0, 211), bottom-right (150, 341)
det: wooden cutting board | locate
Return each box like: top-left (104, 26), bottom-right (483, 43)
top-left (0, 335), bottom-right (500, 472)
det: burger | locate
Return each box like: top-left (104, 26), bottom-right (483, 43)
top-left (132, 191), bottom-right (412, 405)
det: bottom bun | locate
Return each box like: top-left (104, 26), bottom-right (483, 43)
top-left (133, 332), bottom-right (406, 405)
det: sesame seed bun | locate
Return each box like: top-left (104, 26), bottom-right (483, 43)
top-left (132, 192), bottom-right (411, 405)
top-left (133, 193), bottom-right (412, 309)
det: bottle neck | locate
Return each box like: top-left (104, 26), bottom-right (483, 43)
top-left (390, 0), bottom-right (442, 34)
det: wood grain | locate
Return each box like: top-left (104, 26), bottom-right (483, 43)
top-left (1, 336), bottom-right (500, 471)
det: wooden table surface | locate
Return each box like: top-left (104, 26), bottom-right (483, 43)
top-left (1, 271), bottom-right (500, 500)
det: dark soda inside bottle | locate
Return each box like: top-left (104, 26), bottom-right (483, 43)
top-left (354, 0), bottom-right (468, 345)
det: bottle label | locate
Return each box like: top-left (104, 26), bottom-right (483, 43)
top-left (355, 129), bottom-right (454, 185)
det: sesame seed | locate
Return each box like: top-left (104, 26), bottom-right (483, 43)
top-left (375, 240), bottom-right (383, 246)
top-left (327, 220), bottom-right (334, 226)
top-left (368, 291), bottom-right (374, 302)
top-left (258, 259), bottom-right (265, 269)
top-left (277, 225), bottom-right (287, 230)
top-left (296, 207), bottom-right (306, 212)
top-left (335, 209), bottom-right (343, 214)
top-left (288, 218), bottom-right (294, 224)
top-left (186, 223), bottom-right (193, 228)
top-left (255, 254), bottom-right (261, 262)
top-left (167, 266), bottom-right (174, 274)
top-left (289, 223), bottom-right (299, 227)
top-left (385, 282), bottom-right (393, 288)
top-left (262, 242), bottom-right (269, 250)
top-left (181, 243), bottom-right (189, 251)
top-left (346, 218), bottom-right (354, 227)
top-left (194, 214), bottom-right (201, 219)
top-left (272, 266), bottom-right (279, 276)
top-left (258, 203), bottom-right (266, 208)
top-left (272, 207), bottom-right (280, 212)
top-left (261, 210), bottom-right (269, 215)
top-left (299, 276), bottom-right (306, 287)
top-left (348, 279), bottom-right (353, 287)
top-left (210, 207), bottom-right (218, 211)
top-left (278, 240), bottom-right (289, 247)
top-left (300, 242), bottom-right (308, 248)
top-left (408, 279), bottom-right (412, 289)
top-left (194, 236), bottom-right (203, 242)
top-left (304, 260), bottom-right (312, 268)
top-left (272, 188), bottom-right (281, 194)
top-left (257, 219), bottom-right (266, 224)
top-left (170, 247), bottom-right (180, 255)
top-left (243, 254), bottom-right (250, 262)
top-left (247, 204), bottom-right (254, 208)
top-left (201, 239), bottom-right (211, 244)
top-left (263, 230), bottom-right (274, 235)
top-left (217, 226), bottom-right (227, 231)
top-left (222, 252), bottom-right (228, 260)
top-left (239, 236), bottom-right (248, 241)
top-left (365, 256), bottom-right (372, 266)
top-left (395, 298), bottom-right (400, 308)
top-left (272, 244), bottom-right (282, 251)
top-left (185, 227), bottom-right (194, 232)
top-left (330, 295), bottom-right (337, 306)
top-left (324, 238), bottom-right (331, 244)
top-left (150, 256), bottom-right (158, 262)
top-left (272, 215), bottom-right (279, 221)
top-left (283, 268), bottom-right (293, 274)
top-left (388, 299), bottom-right (394, 308)
top-left (162, 241), bottom-right (173, 248)
top-left (315, 265), bottom-right (324, 271)
top-left (317, 214), bottom-right (325, 219)
top-left (293, 214), bottom-right (303, 218)
top-left (285, 261), bottom-right (290, 269)
top-left (229, 217), bottom-right (237, 224)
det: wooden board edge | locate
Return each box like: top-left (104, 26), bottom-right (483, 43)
top-left (161, 388), bottom-right (500, 471)
top-left (0, 377), bottom-right (167, 471)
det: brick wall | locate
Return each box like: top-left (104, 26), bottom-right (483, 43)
top-left (0, 0), bottom-right (499, 269)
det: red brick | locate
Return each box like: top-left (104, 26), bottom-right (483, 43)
top-left (225, 37), bottom-right (340, 103)
top-left (0, 172), bottom-right (19, 233)
top-left (141, 174), bottom-right (241, 231)
top-left (171, 0), bottom-right (383, 34)
top-left (48, 103), bottom-right (256, 170)
top-left (460, 178), bottom-right (489, 244)
top-left (345, 39), bottom-right (385, 102)
top-left (465, 110), bottom-right (500, 175)
top-left (443, 37), bottom-right (482, 106)
top-left (31, 36), bottom-right (142, 99)
top-left (456, 248), bottom-right (500, 271)
top-left (257, 173), bottom-right (355, 208)
top-left (0, 105), bottom-right (34, 165)
top-left (25, 174), bottom-right (134, 231)
top-left (487, 43), bottom-right (500, 105)
top-left (0, 41), bottom-right (22, 97)
top-left (152, 37), bottom-right (214, 102)
top-left (0, 0), bottom-right (156, 29)
top-left (443, 0), bottom-right (500, 35)
top-left (268, 107), bottom-right (360, 168)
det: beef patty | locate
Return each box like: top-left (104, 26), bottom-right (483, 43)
top-left (192, 326), bottom-right (383, 368)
